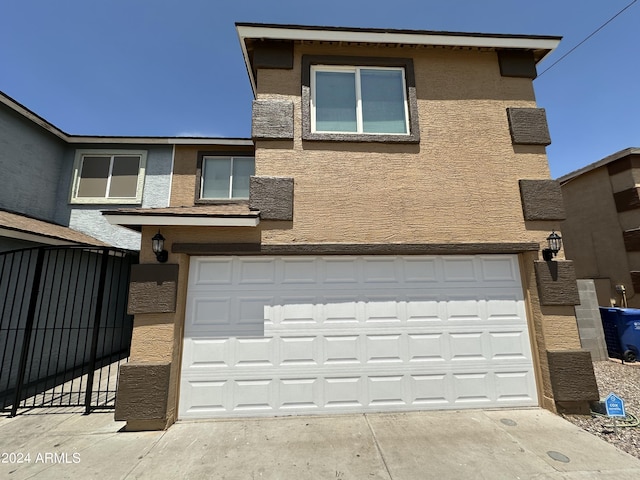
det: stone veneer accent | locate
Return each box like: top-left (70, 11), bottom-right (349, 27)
top-left (249, 176), bottom-right (294, 220)
top-left (497, 50), bottom-right (537, 78)
top-left (506, 108), bottom-right (551, 146)
top-left (127, 264), bottom-right (179, 314)
top-left (534, 260), bottom-right (581, 306)
top-left (115, 362), bottom-right (171, 423)
top-left (519, 179), bottom-right (566, 221)
top-left (546, 350), bottom-right (599, 407)
top-left (251, 100), bottom-right (294, 140)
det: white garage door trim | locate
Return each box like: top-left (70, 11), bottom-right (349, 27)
top-left (180, 255), bottom-right (537, 419)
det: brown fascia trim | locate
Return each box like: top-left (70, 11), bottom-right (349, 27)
top-left (558, 148), bottom-right (640, 185)
top-left (235, 22), bottom-right (562, 43)
top-left (172, 242), bottom-right (539, 255)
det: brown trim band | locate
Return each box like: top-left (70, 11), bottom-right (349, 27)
top-left (172, 242), bottom-right (540, 255)
top-left (614, 187), bottom-right (640, 213)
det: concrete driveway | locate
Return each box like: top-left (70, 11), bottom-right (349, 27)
top-left (1, 408), bottom-right (639, 479)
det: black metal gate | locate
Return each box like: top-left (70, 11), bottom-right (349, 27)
top-left (0, 246), bottom-right (138, 415)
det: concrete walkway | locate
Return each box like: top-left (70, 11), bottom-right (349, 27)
top-left (1, 408), bottom-right (639, 479)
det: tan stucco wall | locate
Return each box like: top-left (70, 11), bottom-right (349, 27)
top-left (561, 167), bottom-right (634, 305)
top-left (257, 45), bottom-right (550, 245)
top-left (170, 44), bottom-right (553, 247)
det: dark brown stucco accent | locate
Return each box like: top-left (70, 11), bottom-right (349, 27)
top-left (506, 108), bottom-right (551, 146)
top-left (623, 228), bottom-right (640, 251)
top-left (252, 100), bottom-right (294, 140)
top-left (301, 55), bottom-right (420, 144)
top-left (547, 350), bottom-right (599, 405)
top-left (519, 179), bottom-right (566, 221)
top-left (252, 40), bottom-right (294, 70)
top-left (614, 187), bottom-right (640, 212)
top-left (497, 50), bottom-right (537, 78)
top-left (606, 154), bottom-right (640, 176)
top-left (534, 260), bottom-right (580, 306)
top-left (114, 362), bottom-right (171, 423)
top-left (249, 176), bottom-right (294, 220)
top-left (630, 271), bottom-right (640, 292)
top-left (128, 264), bottom-right (179, 314)
top-left (171, 242), bottom-right (540, 255)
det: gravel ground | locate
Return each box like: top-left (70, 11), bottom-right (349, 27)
top-left (562, 360), bottom-right (640, 460)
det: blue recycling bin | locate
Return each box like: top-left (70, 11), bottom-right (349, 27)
top-left (599, 307), bottom-right (640, 362)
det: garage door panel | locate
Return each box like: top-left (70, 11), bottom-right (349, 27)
top-left (452, 372), bottom-right (493, 404)
top-left (495, 371), bottom-right (537, 402)
top-left (180, 255), bottom-right (537, 418)
top-left (442, 257), bottom-right (478, 282)
top-left (479, 256), bottom-right (520, 282)
top-left (180, 367), bottom-right (537, 418)
top-left (184, 328), bottom-right (532, 371)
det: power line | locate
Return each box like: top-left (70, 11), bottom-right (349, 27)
top-left (538, 0), bottom-right (638, 78)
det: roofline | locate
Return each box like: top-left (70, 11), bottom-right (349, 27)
top-left (0, 90), bottom-right (253, 146)
top-left (0, 90), bottom-right (69, 141)
top-left (235, 22), bottom-right (563, 42)
top-left (236, 22), bottom-right (562, 95)
top-left (558, 147), bottom-right (640, 184)
top-left (0, 226), bottom-right (91, 247)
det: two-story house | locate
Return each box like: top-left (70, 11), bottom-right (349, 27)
top-left (107, 23), bottom-right (599, 431)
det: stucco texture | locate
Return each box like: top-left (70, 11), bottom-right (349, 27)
top-left (255, 45), bottom-right (550, 246)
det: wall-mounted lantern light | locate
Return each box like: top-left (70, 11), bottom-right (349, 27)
top-left (152, 231), bottom-right (168, 263)
top-left (542, 231), bottom-right (562, 261)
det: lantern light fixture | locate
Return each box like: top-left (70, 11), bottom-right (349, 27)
top-left (542, 231), bottom-right (562, 261)
top-left (152, 231), bottom-right (168, 263)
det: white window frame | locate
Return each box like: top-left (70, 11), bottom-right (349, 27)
top-left (70, 149), bottom-right (147, 205)
top-left (310, 65), bottom-right (410, 135)
top-left (200, 156), bottom-right (255, 200)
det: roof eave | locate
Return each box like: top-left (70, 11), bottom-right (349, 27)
top-left (236, 23), bottom-right (562, 96)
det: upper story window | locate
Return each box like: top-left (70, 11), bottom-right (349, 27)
top-left (312, 66), bottom-right (409, 135)
top-left (70, 150), bottom-right (146, 204)
top-left (199, 155), bottom-right (255, 200)
top-left (302, 55), bottom-right (420, 143)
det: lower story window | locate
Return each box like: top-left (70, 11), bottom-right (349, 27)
top-left (201, 156), bottom-right (255, 199)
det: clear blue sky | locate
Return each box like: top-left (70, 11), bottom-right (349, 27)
top-left (1, 0), bottom-right (638, 178)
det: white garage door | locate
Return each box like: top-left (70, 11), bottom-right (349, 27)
top-left (179, 255), bottom-right (537, 419)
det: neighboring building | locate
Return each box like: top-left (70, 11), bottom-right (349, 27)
top-left (108, 23), bottom-right (599, 431)
top-left (559, 148), bottom-right (640, 307)
top-left (0, 92), bottom-right (175, 251)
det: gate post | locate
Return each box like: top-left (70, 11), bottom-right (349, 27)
top-left (84, 248), bottom-right (110, 414)
top-left (11, 248), bottom-right (46, 417)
